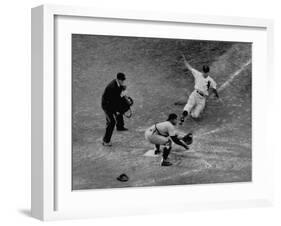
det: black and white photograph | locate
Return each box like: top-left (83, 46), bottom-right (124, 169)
top-left (72, 34), bottom-right (252, 190)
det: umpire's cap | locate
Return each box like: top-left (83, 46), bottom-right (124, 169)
top-left (117, 72), bottom-right (126, 81)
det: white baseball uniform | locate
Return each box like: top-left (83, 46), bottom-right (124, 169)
top-left (184, 68), bottom-right (217, 118)
top-left (145, 121), bottom-right (176, 145)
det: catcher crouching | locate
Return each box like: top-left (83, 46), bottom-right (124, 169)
top-left (145, 113), bottom-right (193, 166)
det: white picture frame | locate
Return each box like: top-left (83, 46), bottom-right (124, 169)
top-left (31, 4), bottom-right (274, 221)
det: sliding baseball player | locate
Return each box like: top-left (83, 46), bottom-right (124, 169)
top-left (180, 55), bottom-right (220, 124)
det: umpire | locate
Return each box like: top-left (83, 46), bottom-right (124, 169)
top-left (101, 72), bottom-right (128, 146)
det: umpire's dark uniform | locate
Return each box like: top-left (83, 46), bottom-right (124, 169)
top-left (101, 78), bottom-right (125, 143)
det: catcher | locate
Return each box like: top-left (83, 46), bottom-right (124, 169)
top-left (145, 113), bottom-right (193, 166)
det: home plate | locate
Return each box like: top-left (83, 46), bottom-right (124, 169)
top-left (143, 149), bottom-right (161, 157)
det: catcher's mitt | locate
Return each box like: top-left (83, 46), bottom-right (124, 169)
top-left (182, 133), bottom-right (193, 145)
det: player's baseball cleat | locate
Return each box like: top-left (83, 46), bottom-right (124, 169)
top-left (116, 127), bottom-right (129, 131)
top-left (102, 141), bottom-right (112, 146)
top-left (161, 160), bottom-right (173, 167)
top-left (179, 117), bottom-right (185, 125)
top-left (117, 173), bottom-right (129, 182)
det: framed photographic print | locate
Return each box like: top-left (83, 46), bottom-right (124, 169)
top-left (31, 4), bottom-right (274, 221)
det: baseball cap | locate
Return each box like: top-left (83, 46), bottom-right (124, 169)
top-left (117, 72), bottom-right (126, 81)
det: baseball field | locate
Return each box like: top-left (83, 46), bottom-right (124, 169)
top-left (72, 34), bottom-right (252, 190)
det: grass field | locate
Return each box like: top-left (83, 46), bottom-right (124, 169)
top-left (72, 34), bottom-right (252, 190)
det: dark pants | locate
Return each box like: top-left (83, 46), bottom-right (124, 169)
top-left (102, 109), bottom-right (124, 143)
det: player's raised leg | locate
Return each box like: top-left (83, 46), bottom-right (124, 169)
top-left (191, 96), bottom-right (206, 118)
top-left (180, 91), bottom-right (196, 124)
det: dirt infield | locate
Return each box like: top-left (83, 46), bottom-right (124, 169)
top-left (72, 35), bottom-right (251, 190)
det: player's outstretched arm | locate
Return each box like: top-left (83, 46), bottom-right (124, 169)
top-left (170, 135), bottom-right (189, 149)
top-left (182, 54), bottom-right (193, 71)
top-left (182, 54), bottom-right (200, 77)
top-left (212, 89), bottom-right (219, 98)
